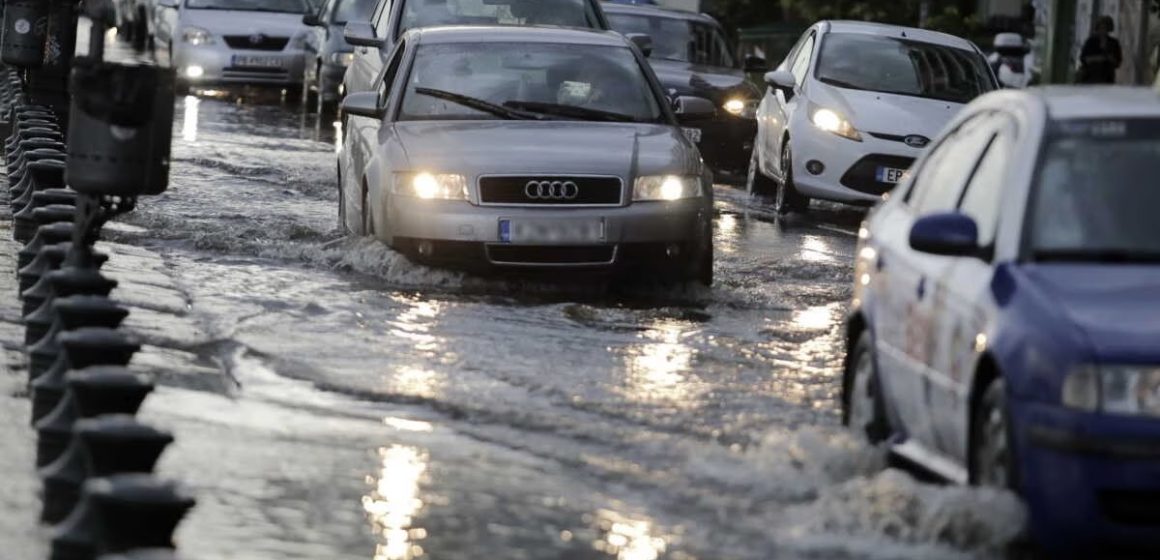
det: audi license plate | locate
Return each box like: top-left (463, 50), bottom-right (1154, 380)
top-left (682, 127), bottom-right (702, 143)
top-left (231, 55), bottom-right (283, 69)
top-left (499, 218), bottom-right (604, 244)
top-left (875, 166), bottom-right (907, 184)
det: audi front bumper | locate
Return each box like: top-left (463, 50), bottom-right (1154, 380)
top-left (381, 196), bottom-right (711, 272)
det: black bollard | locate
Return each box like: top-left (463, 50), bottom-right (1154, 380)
top-left (18, 221), bottom-right (74, 275)
top-left (28, 295), bottom-right (130, 366)
top-left (33, 367), bottom-right (155, 468)
top-left (30, 328), bottom-right (140, 424)
top-left (11, 159), bottom-right (68, 210)
top-left (51, 474), bottom-right (195, 560)
top-left (7, 147), bottom-right (66, 182)
top-left (5, 127), bottom-right (64, 159)
top-left (40, 416), bottom-right (174, 524)
top-left (13, 191), bottom-right (76, 241)
top-left (18, 241), bottom-right (108, 296)
top-left (13, 203), bottom-right (75, 243)
top-left (22, 264), bottom-right (116, 328)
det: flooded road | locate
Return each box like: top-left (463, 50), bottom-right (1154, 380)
top-left (89, 93), bottom-right (1025, 560)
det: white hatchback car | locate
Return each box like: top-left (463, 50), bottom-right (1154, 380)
top-left (748, 21), bottom-right (997, 214)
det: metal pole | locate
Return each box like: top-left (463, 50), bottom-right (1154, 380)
top-left (1137, 0), bottom-right (1151, 84)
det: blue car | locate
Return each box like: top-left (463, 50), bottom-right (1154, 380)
top-left (843, 86), bottom-right (1160, 556)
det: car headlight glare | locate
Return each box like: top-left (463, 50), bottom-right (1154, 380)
top-left (182, 27), bottom-right (214, 46)
top-left (723, 98), bottom-right (758, 119)
top-left (394, 172), bottom-right (468, 200)
top-left (633, 175), bottom-right (701, 201)
top-left (810, 106), bottom-right (862, 141)
top-left (1062, 365), bottom-right (1160, 417)
top-left (331, 52), bottom-right (356, 66)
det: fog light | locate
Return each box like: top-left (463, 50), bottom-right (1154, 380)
top-left (417, 241), bottom-right (434, 257)
top-left (665, 244), bottom-right (681, 258)
top-left (184, 65), bottom-right (204, 79)
top-left (806, 160), bottom-right (825, 175)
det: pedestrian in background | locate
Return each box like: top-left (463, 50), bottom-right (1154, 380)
top-left (1077, 15), bottom-right (1122, 84)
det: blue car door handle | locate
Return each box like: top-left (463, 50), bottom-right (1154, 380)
top-left (917, 277), bottom-right (927, 300)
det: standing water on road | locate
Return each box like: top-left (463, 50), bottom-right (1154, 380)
top-left (91, 93), bottom-right (1026, 559)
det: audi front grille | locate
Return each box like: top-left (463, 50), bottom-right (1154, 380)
top-left (478, 176), bottom-right (622, 206)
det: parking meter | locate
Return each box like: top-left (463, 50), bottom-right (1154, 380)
top-left (66, 62), bottom-right (175, 196)
top-left (1, 0), bottom-right (49, 68)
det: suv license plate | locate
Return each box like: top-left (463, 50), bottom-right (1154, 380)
top-left (232, 55), bottom-right (283, 68)
top-left (499, 218), bottom-right (605, 244)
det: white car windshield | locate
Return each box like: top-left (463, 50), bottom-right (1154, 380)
top-left (399, 42), bottom-right (663, 123)
top-left (1030, 118), bottom-right (1160, 262)
top-left (186, 0), bottom-right (310, 12)
top-left (607, 13), bottom-right (735, 68)
top-left (815, 33), bottom-right (995, 104)
top-left (399, 0), bottom-right (599, 35)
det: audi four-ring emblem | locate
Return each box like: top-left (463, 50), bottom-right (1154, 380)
top-left (525, 180), bottom-right (579, 200)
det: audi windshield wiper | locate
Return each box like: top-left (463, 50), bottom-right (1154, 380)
top-left (502, 101), bottom-right (638, 123)
top-left (1032, 248), bottom-right (1160, 263)
top-left (414, 88), bottom-right (542, 121)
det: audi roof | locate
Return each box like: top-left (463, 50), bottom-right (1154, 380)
top-left (405, 25), bottom-right (635, 47)
top-left (1033, 86), bottom-right (1160, 120)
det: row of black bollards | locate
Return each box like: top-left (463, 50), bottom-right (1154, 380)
top-left (1, 0), bottom-right (189, 557)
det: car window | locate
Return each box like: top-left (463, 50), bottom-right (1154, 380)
top-left (334, 0), bottom-right (377, 23)
top-left (398, 42), bottom-right (662, 123)
top-left (378, 40), bottom-right (407, 107)
top-left (957, 118), bottom-right (1016, 248)
top-left (789, 32), bottom-right (815, 85)
top-left (186, 0), bottom-right (311, 11)
top-left (814, 33), bottom-right (996, 104)
top-left (396, 0), bottom-right (601, 40)
top-left (781, 30), bottom-right (810, 70)
top-left (606, 14), bottom-right (735, 68)
top-left (907, 113), bottom-right (1000, 213)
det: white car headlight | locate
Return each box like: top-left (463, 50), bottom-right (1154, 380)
top-left (181, 27), bottom-right (214, 46)
top-left (1062, 365), bottom-right (1160, 417)
top-left (633, 175), bottom-right (701, 201)
top-left (809, 105), bottom-right (862, 141)
top-left (393, 172), bottom-right (468, 200)
top-left (330, 52), bottom-right (355, 66)
top-left (723, 98), bottom-right (758, 119)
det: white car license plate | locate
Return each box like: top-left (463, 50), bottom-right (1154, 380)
top-left (232, 55), bottom-right (283, 69)
top-left (682, 127), bottom-right (702, 143)
top-left (876, 166), bottom-right (907, 184)
top-left (499, 218), bottom-right (604, 244)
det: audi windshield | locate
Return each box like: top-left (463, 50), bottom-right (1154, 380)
top-left (186, 0), bottom-right (311, 12)
top-left (398, 0), bottom-right (601, 35)
top-left (815, 33), bottom-right (995, 104)
top-left (1030, 118), bottom-right (1160, 262)
top-left (398, 43), bottom-right (664, 123)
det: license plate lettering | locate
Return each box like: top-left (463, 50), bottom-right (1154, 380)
top-left (683, 127), bottom-right (702, 143)
top-left (876, 166), bottom-right (906, 184)
top-left (232, 55), bottom-right (283, 68)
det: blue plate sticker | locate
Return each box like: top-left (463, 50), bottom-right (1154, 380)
top-left (499, 219), bottom-right (511, 243)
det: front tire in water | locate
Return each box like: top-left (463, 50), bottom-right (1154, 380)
top-left (746, 147), bottom-right (777, 197)
top-left (775, 141), bottom-right (810, 215)
top-left (971, 379), bottom-right (1017, 489)
top-left (843, 331), bottom-right (890, 443)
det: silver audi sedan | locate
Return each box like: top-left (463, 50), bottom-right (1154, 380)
top-left (340, 26), bottom-right (717, 285)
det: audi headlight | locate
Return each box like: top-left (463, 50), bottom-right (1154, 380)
top-left (393, 172), bottom-right (468, 200)
top-left (1062, 365), bottom-right (1160, 417)
top-left (633, 175), bottom-right (701, 202)
top-left (810, 105), bottom-right (861, 141)
top-left (723, 98), bottom-right (758, 119)
top-left (330, 52), bottom-right (355, 66)
top-left (181, 27), bottom-right (214, 46)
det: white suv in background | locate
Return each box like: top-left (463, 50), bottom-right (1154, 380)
top-left (747, 21), bottom-right (998, 214)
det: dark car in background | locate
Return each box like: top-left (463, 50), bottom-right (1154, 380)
top-left (302, 0), bottom-right (377, 113)
top-left (604, 2), bottom-right (767, 183)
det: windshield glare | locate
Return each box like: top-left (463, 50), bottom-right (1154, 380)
top-left (1030, 118), bottom-right (1160, 258)
top-left (607, 13), bottom-right (735, 68)
top-left (187, 0), bottom-right (310, 12)
top-left (333, 0), bottom-right (377, 23)
top-left (399, 43), bottom-right (662, 123)
top-left (399, 0), bottom-right (598, 35)
top-left (815, 33), bottom-right (994, 104)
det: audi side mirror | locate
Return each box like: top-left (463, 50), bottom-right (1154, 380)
top-left (343, 22), bottom-right (384, 48)
top-left (673, 96), bottom-right (716, 124)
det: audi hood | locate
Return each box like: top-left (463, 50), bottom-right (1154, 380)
top-left (809, 82), bottom-right (964, 140)
top-left (390, 121), bottom-right (704, 179)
